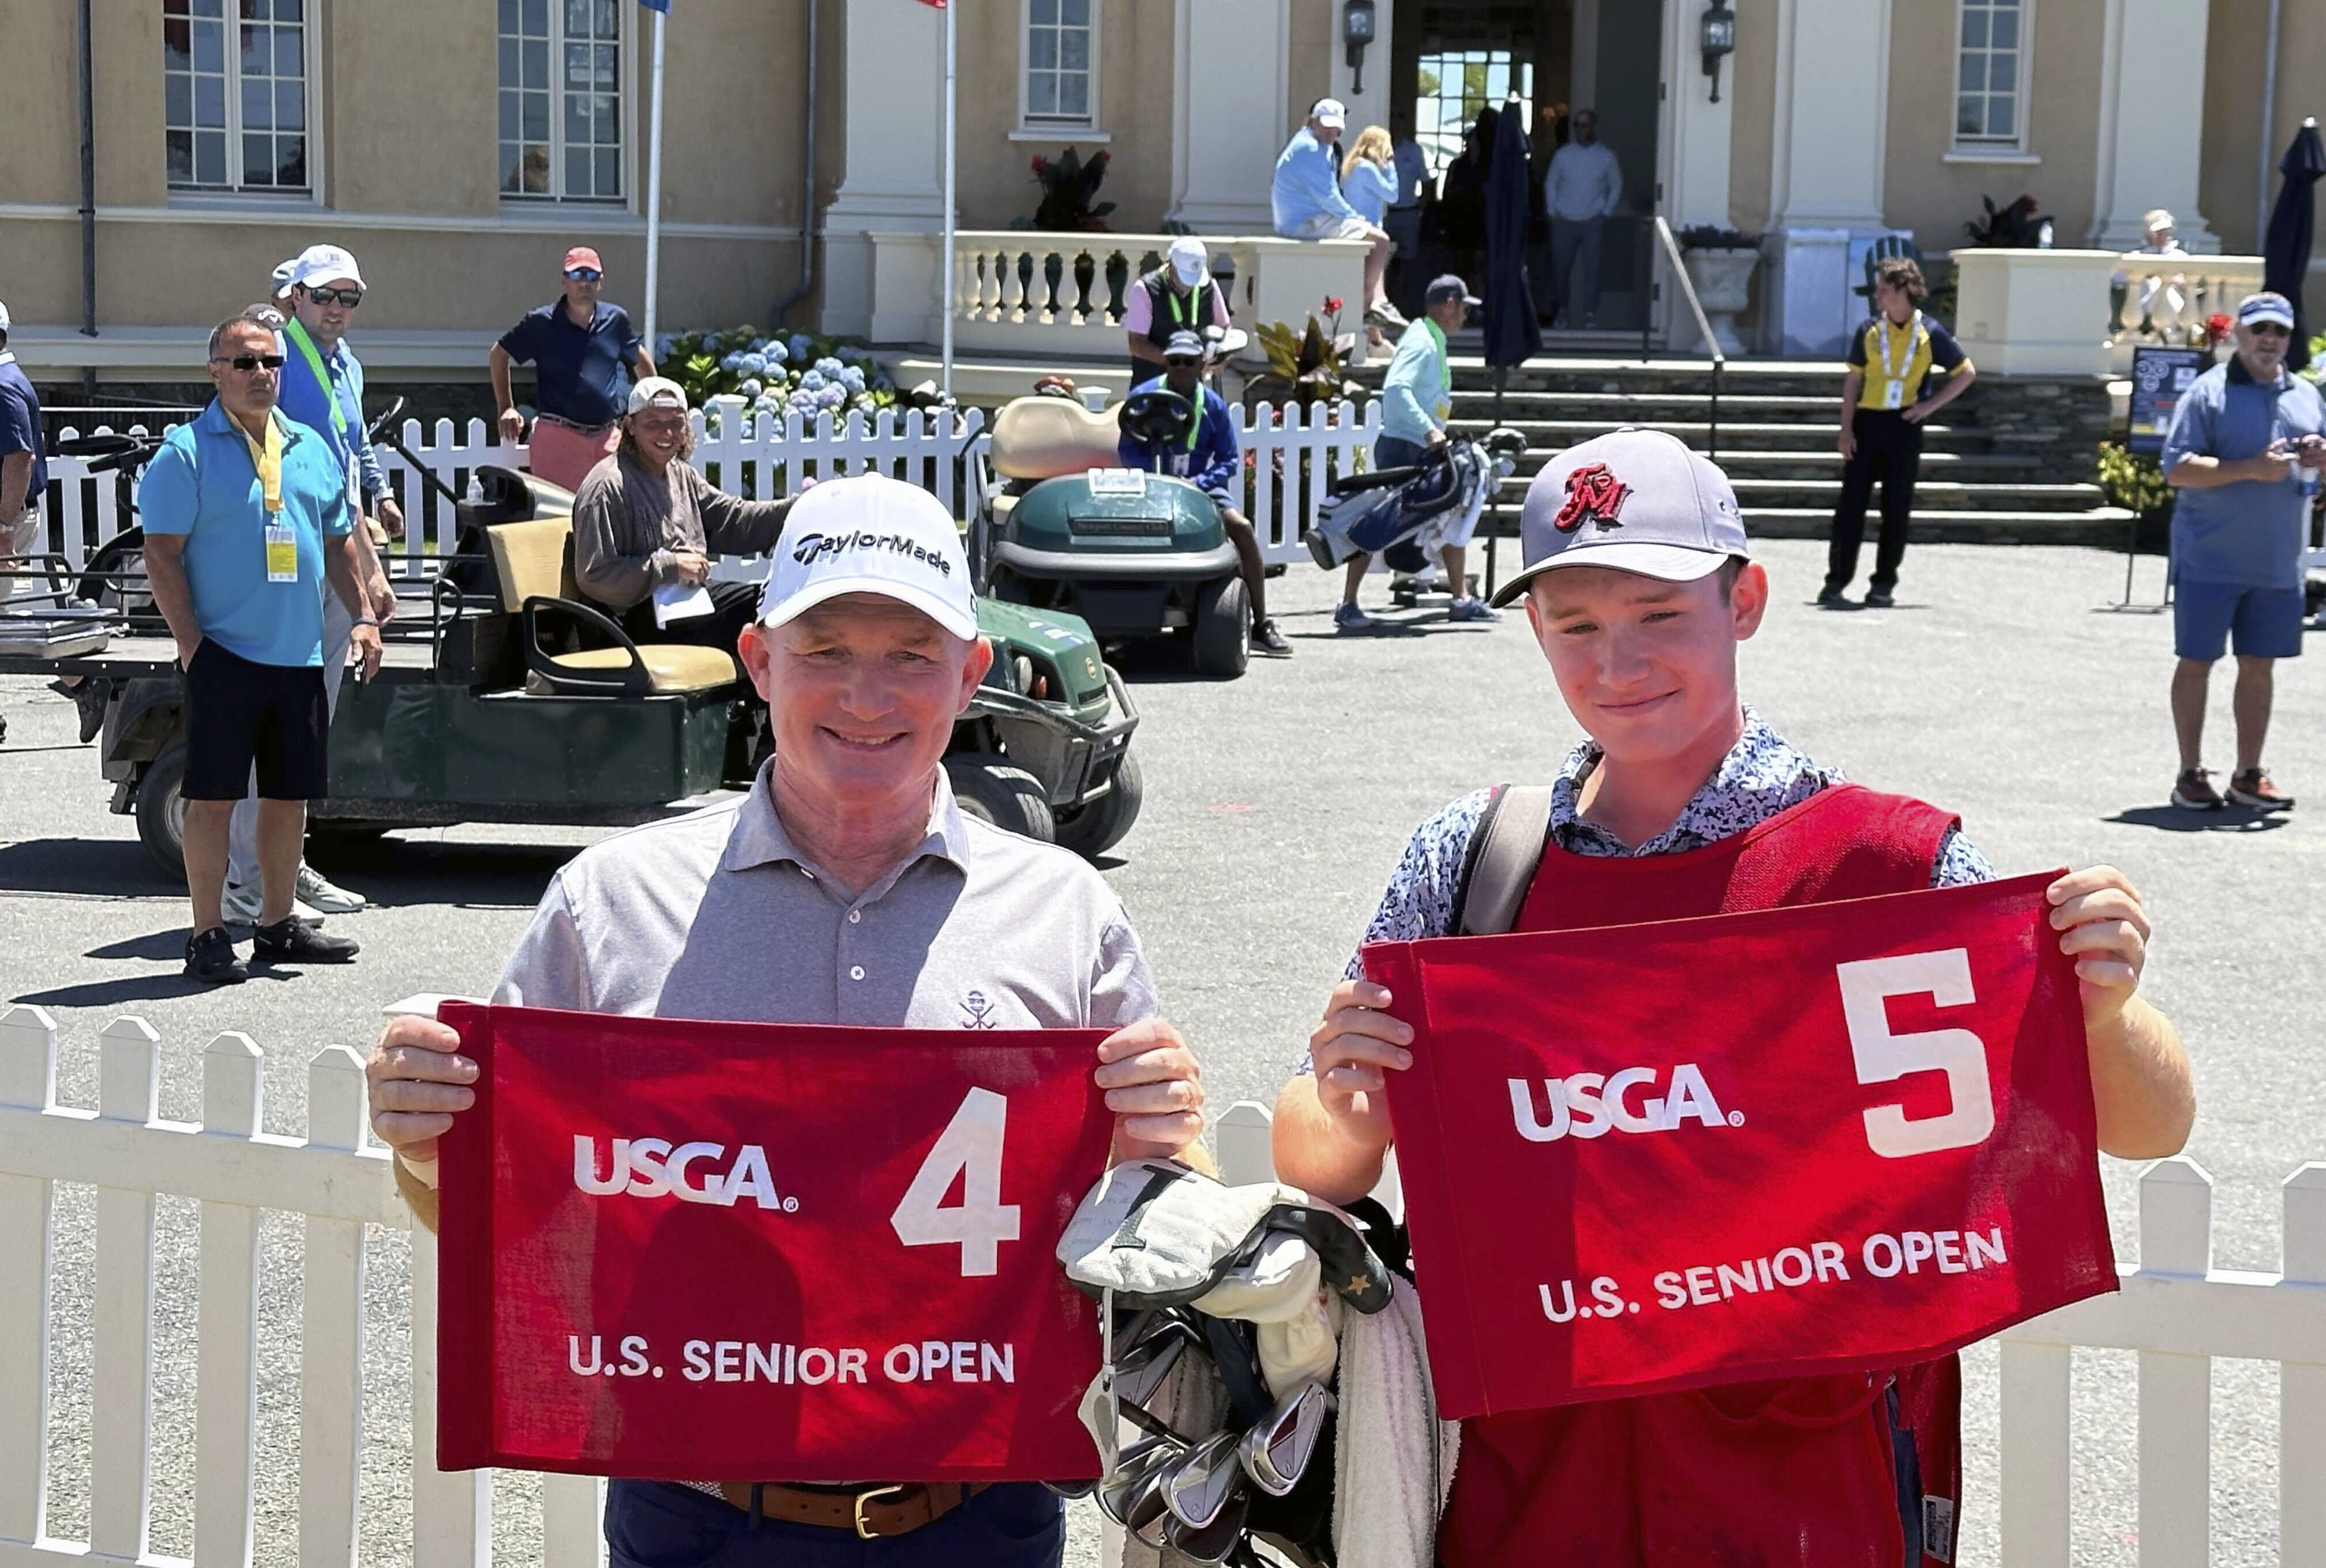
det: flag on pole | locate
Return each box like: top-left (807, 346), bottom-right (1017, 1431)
top-left (912, 0), bottom-right (947, 8)
top-left (639, 0), bottom-right (669, 12)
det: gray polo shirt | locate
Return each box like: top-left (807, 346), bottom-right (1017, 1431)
top-left (495, 766), bottom-right (1157, 1030)
top-left (491, 763), bottom-right (1158, 1501)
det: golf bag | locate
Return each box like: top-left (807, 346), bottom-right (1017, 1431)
top-left (1059, 1159), bottom-right (1446, 1568)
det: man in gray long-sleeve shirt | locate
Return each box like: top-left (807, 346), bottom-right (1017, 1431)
top-left (571, 377), bottom-right (793, 652)
top-left (1543, 108), bottom-right (1623, 329)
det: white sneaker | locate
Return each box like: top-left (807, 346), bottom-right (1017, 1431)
top-left (220, 879), bottom-right (325, 925)
top-left (296, 862), bottom-right (367, 914)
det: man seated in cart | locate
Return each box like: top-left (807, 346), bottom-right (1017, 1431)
top-left (569, 378), bottom-right (797, 658)
top-left (1117, 330), bottom-right (1290, 658)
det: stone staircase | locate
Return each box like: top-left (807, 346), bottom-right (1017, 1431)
top-left (1442, 352), bottom-right (2132, 546)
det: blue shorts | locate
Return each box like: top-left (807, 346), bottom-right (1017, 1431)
top-left (604, 1480), bottom-right (1063, 1568)
top-left (2173, 580), bottom-right (2306, 661)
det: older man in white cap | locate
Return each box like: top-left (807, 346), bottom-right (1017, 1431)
top-left (569, 376), bottom-right (795, 654)
top-left (1123, 235), bottom-right (1231, 382)
top-left (364, 471), bottom-right (1206, 1567)
top-left (1273, 97), bottom-right (1400, 328)
top-left (2158, 288), bottom-right (2326, 811)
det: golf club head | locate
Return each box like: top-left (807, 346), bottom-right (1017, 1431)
top-left (1128, 1468), bottom-right (1177, 1546)
top-left (1165, 1480), bottom-right (1251, 1562)
top-left (1114, 1321), bottom-right (1196, 1410)
top-left (1238, 1382), bottom-right (1331, 1496)
top-left (1099, 1434), bottom-right (1183, 1527)
top-left (1164, 1429), bottom-right (1244, 1529)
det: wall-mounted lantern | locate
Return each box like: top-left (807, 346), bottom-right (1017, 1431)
top-left (1701, 1), bottom-right (1737, 103)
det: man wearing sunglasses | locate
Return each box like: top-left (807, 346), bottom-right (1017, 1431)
top-left (137, 316), bottom-right (383, 983)
top-left (2159, 290), bottom-right (2325, 812)
top-left (490, 246), bottom-right (656, 493)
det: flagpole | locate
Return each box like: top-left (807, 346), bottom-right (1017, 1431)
top-left (644, 3), bottom-right (668, 348)
top-left (941, 0), bottom-right (958, 403)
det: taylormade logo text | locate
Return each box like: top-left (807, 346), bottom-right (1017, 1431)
top-left (790, 530), bottom-right (954, 576)
top-left (1508, 1064), bottom-right (1741, 1142)
top-left (572, 1135), bottom-right (797, 1211)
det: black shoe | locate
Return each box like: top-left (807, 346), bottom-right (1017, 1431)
top-left (1863, 587), bottom-right (1896, 609)
top-left (185, 926), bottom-right (248, 985)
top-left (50, 678), bottom-right (107, 744)
top-left (253, 914), bottom-right (361, 965)
top-left (1816, 588), bottom-right (1854, 610)
top-left (1251, 618), bottom-right (1293, 657)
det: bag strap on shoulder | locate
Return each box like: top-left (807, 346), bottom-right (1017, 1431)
top-left (1450, 783), bottom-right (1554, 936)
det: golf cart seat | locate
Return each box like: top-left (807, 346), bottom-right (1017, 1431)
top-left (989, 396), bottom-right (1127, 525)
top-left (482, 517), bottom-right (742, 697)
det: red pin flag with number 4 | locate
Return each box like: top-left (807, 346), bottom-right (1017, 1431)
top-left (434, 1003), bottom-right (1115, 1480)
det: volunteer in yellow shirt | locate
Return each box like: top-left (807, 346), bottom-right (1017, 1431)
top-left (1822, 256), bottom-right (1976, 609)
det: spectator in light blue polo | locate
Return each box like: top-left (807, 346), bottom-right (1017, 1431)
top-left (138, 314), bottom-right (379, 984)
top-left (1334, 276), bottom-right (1498, 632)
top-left (2159, 289), bottom-right (2326, 813)
top-left (1273, 98), bottom-right (1400, 329)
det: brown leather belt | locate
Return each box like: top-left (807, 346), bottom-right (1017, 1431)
top-left (714, 1481), bottom-right (992, 1539)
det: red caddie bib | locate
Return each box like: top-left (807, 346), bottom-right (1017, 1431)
top-left (1374, 786), bottom-right (2109, 1568)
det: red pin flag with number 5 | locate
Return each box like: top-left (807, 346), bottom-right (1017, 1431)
top-left (434, 1003), bottom-right (1114, 1480)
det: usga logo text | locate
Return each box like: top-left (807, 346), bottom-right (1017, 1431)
top-left (573, 1135), bottom-right (796, 1211)
top-left (1509, 1063), bottom-right (1742, 1142)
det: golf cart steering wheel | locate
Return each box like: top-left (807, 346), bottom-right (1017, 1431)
top-left (1119, 389), bottom-right (1196, 449)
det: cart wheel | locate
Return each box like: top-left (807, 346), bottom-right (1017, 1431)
top-left (136, 744), bottom-right (190, 880)
top-left (944, 753), bottom-right (1057, 842)
top-left (1190, 576), bottom-right (1250, 680)
top-left (1056, 746), bottom-right (1144, 861)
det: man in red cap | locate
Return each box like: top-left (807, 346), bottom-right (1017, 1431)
top-left (490, 245), bottom-right (657, 492)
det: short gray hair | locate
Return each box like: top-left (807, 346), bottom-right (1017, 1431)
top-left (208, 314), bottom-right (275, 360)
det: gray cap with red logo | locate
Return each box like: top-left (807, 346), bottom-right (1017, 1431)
top-left (1489, 427), bottom-right (1751, 606)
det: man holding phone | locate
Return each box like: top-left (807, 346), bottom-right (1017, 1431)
top-left (2160, 290), bottom-right (2325, 811)
top-left (138, 315), bottom-right (380, 983)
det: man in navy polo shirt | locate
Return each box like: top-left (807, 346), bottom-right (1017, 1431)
top-left (489, 245), bottom-right (656, 492)
top-left (0, 299), bottom-right (50, 747)
top-left (140, 316), bottom-right (381, 984)
top-left (2159, 290), bottom-right (2325, 812)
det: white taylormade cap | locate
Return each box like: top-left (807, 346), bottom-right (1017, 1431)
top-left (757, 474), bottom-right (978, 642)
top-left (1491, 427), bottom-right (1751, 604)
top-left (1169, 236), bottom-right (1210, 288)
top-left (270, 258), bottom-right (300, 299)
top-left (0, 299), bottom-right (10, 335)
top-left (1311, 98), bottom-right (1347, 130)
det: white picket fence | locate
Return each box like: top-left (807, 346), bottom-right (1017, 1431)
top-left (13, 1011), bottom-right (2310, 1567)
top-left (36, 395), bottom-right (1383, 581)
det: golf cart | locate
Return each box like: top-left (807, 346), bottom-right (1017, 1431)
top-left (15, 414), bottom-right (1145, 873)
top-left (977, 386), bottom-right (1251, 678)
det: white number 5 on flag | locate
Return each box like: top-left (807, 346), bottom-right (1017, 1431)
top-left (891, 1087), bottom-right (1023, 1277)
top-left (1836, 948), bottom-right (1998, 1158)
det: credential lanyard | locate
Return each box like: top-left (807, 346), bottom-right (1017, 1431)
top-left (1875, 311), bottom-right (1926, 391)
top-left (284, 319), bottom-right (347, 433)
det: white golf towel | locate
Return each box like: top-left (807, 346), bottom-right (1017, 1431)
top-left (1334, 1278), bottom-right (1461, 1568)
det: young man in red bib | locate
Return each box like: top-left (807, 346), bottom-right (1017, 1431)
top-left (1271, 428), bottom-right (2194, 1567)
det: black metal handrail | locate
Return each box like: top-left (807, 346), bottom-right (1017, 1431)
top-left (1647, 215), bottom-right (1727, 463)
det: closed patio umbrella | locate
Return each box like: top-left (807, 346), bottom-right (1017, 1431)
top-left (2262, 117), bottom-right (2324, 372)
top-left (1479, 95), bottom-right (1539, 593)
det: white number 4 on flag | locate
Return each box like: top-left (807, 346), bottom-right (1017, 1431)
top-left (890, 1087), bottom-right (1023, 1277)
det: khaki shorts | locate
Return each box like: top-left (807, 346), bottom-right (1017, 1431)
top-left (1288, 213), bottom-right (1378, 244)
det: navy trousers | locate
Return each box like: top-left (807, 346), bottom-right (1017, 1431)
top-left (605, 1480), bottom-right (1065, 1568)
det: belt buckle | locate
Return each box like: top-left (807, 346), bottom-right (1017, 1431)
top-left (853, 1484), bottom-right (908, 1540)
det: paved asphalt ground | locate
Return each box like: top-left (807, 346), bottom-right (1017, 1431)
top-left (4, 539), bottom-right (2319, 1566)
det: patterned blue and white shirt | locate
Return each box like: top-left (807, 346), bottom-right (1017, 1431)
top-left (1296, 709), bottom-right (1995, 1073)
